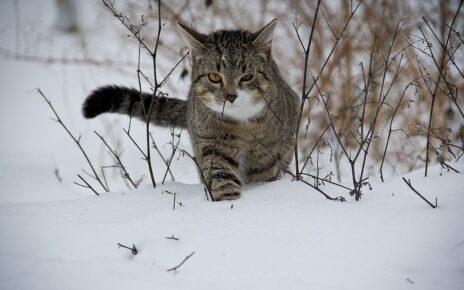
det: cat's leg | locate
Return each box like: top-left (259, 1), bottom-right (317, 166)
top-left (196, 134), bottom-right (244, 201)
top-left (244, 138), bottom-right (293, 183)
top-left (245, 146), bottom-right (282, 183)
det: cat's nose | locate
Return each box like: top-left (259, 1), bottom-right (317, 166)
top-left (226, 94), bottom-right (237, 103)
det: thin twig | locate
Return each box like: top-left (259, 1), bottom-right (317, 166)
top-left (38, 89), bottom-right (108, 192)
top-left (136, 42), bottom-right (157, 189)
top-left (165, 234), bottom-right (179, 241)
top-left (76, 174), bottom-right (100, 196)
top-left (177, 148), bottom-right (214, 201)
top-left (418, 27), bottom-right (446, 178)
top-left (94, 131), bottom-right (138, 189)
top-left (166, 251), bottom-right (195, 272)
top-left (380, 79), bottom-right (419, 181)
top-left (300, 173), bottom-right (351, 191)
top-left (117, 243), bottom-right (138, 255)
top-left (402, 177), bottom-right (437, 208)
top-left (124, 128), bottom-right (146, 157)
top-left (246, 128), bottom-right (346, 201)
top-left (162, 130), bottom-right (182, 184)
top-left (163, 190), bottom-right (177, 210)
top-left (150, 133), bottom-right (175, 181)
top-left (300, 124), bottom-right (331, 174)
top-left (293, 0), bottom-right (322, 179)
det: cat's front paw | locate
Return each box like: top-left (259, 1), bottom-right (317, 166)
top-left (209, 172), bottom-right (242, 201)
top-left (215, 191), bottom-right (241, 201)
top-left (211, 186), bottom-right (241, 201)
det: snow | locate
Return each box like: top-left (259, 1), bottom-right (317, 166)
top-left (0, 160), bottom-right (463, 290)
top-left (0, 0), bottom-right (463, 289)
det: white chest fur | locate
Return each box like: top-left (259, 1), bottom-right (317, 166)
top-left (204, 89), bottom-right (265, 121)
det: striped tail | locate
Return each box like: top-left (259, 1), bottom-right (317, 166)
top-left (82, 86), bottom-right (187, 128)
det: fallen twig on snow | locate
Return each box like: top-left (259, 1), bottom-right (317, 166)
top-left (165, 234), bottom-right (179, 241)
top-left (117, 243), bottom-right (138, 255)
top-left (167, 251), bottom-right (195, 272)
top-left (163, 190), bottom-right (178, 210)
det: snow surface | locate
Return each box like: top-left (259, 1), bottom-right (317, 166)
top-left (0, 1), bottom-right (463, 289)
top-left (0, 160), bottom-right (463, 290)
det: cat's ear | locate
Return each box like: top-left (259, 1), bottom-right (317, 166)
top-left (252, 19), bottom-right (278, 52)
top-left (178, 22), bottom-right (208, 50)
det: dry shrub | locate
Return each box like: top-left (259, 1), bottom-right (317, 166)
top-left (85, 0), bottom-right (464, 180)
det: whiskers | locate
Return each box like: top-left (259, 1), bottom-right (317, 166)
top-left (196, 102), bottom-right (216, 132)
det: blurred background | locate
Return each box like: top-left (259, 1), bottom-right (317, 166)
top-left (0, 0), bottom-right (462, 199)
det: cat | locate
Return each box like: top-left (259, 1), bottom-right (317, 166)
top-left (82, 19), bottom-right (300, 201)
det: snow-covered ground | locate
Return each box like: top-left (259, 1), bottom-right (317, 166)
top-left (0, 1), bottom-right (463, 289)
top-left (1, 157), bottom-right (463, 290)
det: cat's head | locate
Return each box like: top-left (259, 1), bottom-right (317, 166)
top-left (179, 19), bottom-right (278, 121)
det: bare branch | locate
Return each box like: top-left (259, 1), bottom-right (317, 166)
top-left (150, 133), bottom-right (175, 181)
top-left (38, 88), bottom-right (108, 192)
top-left (293, 0), bottom-right (322, 178)
top-left (177, 148), bottom-right (214, 201)
top-left (76, 174), bottom-right (100, 196)
top-left (94, 131), bottom-right (138, 189)
top-left (402, 177), bottom-right (437, 208)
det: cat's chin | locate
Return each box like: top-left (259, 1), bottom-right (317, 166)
top-left (203, 90), bottom-right (266, 122)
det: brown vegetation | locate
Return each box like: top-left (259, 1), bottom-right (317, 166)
top-left (34, 0), bottom-right (463, 199)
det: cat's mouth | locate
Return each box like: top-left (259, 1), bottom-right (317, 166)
top-left (201, 89), bottom-right (266, 121)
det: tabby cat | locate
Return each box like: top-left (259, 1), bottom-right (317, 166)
top-left (82, 19), bottom-right (300, 201)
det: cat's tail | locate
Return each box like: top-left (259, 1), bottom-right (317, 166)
top-left (82, 86), bottom-right (187, 128)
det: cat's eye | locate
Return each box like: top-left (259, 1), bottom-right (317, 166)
top-left (208, 73), bottom-right (222, 83)
top-left (240, 74), bottom-right (254, 82)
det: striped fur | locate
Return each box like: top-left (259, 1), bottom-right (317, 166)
top-left (83, 86), bottom-right (187, 128)
top-left (82, 20), bottom-right (300, 201)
